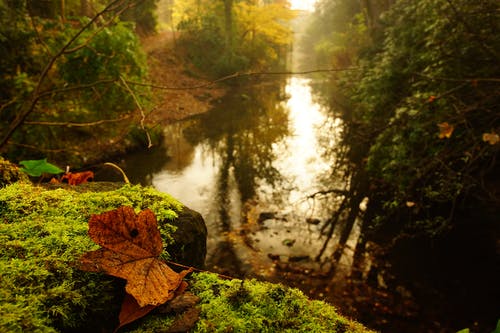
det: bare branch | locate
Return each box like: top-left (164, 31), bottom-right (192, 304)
top-left (126, 67), bottom-right (359, 90)
top-left (119, 76), bottom-right (152, 148)
top-left (24, 114), bottom-right (132, 127)
top-left (414, 72), bottom-right (500, 83)
top-left (307, 189), bottom-right (349, 199)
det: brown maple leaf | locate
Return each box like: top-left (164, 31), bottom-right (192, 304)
top-left (79, 206), bottom-right (191, 307)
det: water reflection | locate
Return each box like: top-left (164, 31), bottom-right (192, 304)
top-left (122, 76), bottom-right (348, 275)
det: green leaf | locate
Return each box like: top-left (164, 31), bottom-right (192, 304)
top-left (19, 159), bottom-right (64, 177)
top-left (492, 319), bottom-right (500, 333)
top-left (456, 329), bottom-right (469, 333)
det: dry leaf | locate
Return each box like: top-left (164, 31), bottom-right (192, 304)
top-left (116, 293), bottom-right (156, 332)
top-left (80, 206), bottom-right (191, 307)
top-left (482, 132), bottom-right (499, 145)
top-left (60, 171), bottom-right (94, 185)
top-left (438, 122), bottom-right (454, 139)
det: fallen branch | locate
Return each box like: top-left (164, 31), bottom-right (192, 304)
top-left (126, 67), bottom-right (359, 90)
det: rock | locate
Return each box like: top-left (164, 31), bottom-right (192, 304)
top-left (166, 205), bottom-right (207, 268)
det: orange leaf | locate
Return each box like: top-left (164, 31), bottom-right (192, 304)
top-left (116, 293), bottom-right (156, 332)
top-left (428, 95), bottom-right (436, 103)
top-left (61, 171), bottom-right (94, 185)
top-left (437, 122), bottom-right (454, 139)
top-left (79, 206), bottom-right (191, 307)
top-left (482, 132), bottom-right (499, 145)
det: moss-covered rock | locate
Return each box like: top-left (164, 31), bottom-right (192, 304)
top-left (0, 157), bottom-right (28, 187)
top-left (0, 182), bottom-right (200, 332)
top-left (126, 272), bottom-right (374, 333)
top-left (0, 182), bottom-right (373, 333)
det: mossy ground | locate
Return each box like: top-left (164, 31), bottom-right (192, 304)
top-left (131, 272), bottom-right (373, 333)
top-left (0, 182), bottom-right (181, 332)
top-left (0, 182), bottom-right (374, 333)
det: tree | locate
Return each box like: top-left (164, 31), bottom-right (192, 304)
top-left (346, 0), bottom-right (499, 236)
top-left (0, 0), bottom-right (151, 165)
top-left (175, 0), bottom-right (295, 76)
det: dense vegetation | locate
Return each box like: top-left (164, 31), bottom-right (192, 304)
top-left (0, 0), bottom-right (157, 166)
top-left (305, 0), bottom-right (499, 239)
top-left (173, 0), bottom-right (296, 76)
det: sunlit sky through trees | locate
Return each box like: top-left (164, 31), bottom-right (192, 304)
top-left (290, 0), bottom-right (316, 11)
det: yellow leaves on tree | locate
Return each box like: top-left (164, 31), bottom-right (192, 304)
top-left (79, 206), bottom-right (192, 330)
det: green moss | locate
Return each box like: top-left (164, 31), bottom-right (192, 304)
top-left (0, 157), bottom-right (28, 187)
top-left (0, 182), bottom-right (183, 332)
top-left (131, 272), bottom-right (374, 333)
top-left (0, 182), bottom-right (373, 333)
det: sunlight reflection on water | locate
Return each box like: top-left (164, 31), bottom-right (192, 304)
top-left (128, 75), bottom-right (347, 273)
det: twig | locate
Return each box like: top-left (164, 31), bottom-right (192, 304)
top-left (414, 72), bottom-right (500, 83)
top-left (165, 260), bottom-right (236, 281)
top-left (307, 189), bottom-right (349, 199)
top-left (24, 114), bottom-right (132, 127)
top-left (119, 75), bottom-right (152, 148)
top-left (103, 162), bottom-right (130, 184)
top-left (126, 67), bottom-right (359, 90)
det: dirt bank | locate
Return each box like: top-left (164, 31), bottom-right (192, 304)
top-left (140, 31), bottom-right (226, 126)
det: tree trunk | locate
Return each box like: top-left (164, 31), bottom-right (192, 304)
top-left (223, 0), bottom-right (234, 52)
top-left (80, 0), bottom-right (92, 17)
top-left (60, 0), bottom-right (66, 22)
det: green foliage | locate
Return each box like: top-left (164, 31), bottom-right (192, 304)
top-left (120, 0), bottom-right (159, 35)
top-left (19, 158), bottom-right (64, 177)
top-left (175, 0), bottom-right (295, 76)
top-left (343, 0), bottom-right (499, 234)
top-left (0, 1), bottom-right (150, 166)
top-left (301, 0), bottom-right (365, 68)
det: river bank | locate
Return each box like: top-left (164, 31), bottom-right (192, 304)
top-left (139, 31), bottom-right (226, 125)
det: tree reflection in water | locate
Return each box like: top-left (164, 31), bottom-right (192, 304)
top-left (181, 78), bottom-right (290, 274)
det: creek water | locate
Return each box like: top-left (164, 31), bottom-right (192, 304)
top-left (117, 75), bottom-right (355, 275)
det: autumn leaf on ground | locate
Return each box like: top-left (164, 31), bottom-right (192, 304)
top-left (437, 122), bottom-right (454, 139)
top-left (482, 132), bottom-right (499, 145)
top-left (60, 171), bottom-right (94, 185)
top-left (116, 293), bottom-right (157, 332)
top-left (79, 206), bottom-right (193, 331)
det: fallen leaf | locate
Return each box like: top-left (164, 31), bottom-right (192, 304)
top-left (60, 171), bottom-right (94, 185)
top-left (80, 206), bottom-right (191, 307)
top-left (437, 122), bottom-right (454, 139)
top-left (116, 293), bottom-right (156, 332)
top-left (482, 132), bottom-right (499, 145)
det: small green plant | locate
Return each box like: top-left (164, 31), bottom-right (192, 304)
top-left (19, 158), bottom-right (64, 177)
